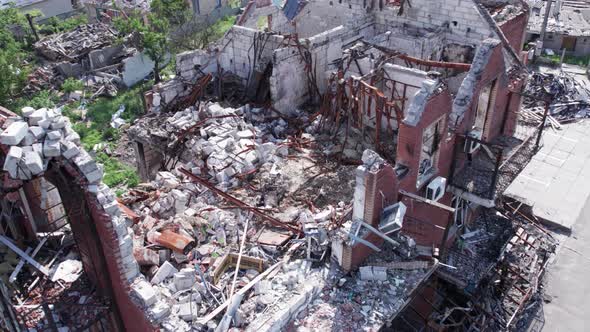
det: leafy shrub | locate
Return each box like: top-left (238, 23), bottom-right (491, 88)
top-left (61, 77), bottom-right (84, 93)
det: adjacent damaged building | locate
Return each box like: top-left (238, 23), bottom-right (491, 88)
top-left (0, 1), bottom-right (555, 332)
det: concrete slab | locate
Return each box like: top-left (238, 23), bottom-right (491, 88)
top-left (504, 121), bottom-right (590, 232)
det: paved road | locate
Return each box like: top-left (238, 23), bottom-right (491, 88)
top-left (541, 193), bottom-right (590, 332)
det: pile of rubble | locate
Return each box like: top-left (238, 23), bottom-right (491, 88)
top-left (440, 209), bottom-right (513, 288)
top-left (23, 66), bottom-right (61, 96)
top-left (34, 23), bottom-right (118, 62)
top-left (468, 219), bottom-right (556, 329)
top-left (523, 71), bottom-right (590, 123)
top-left (26, 23), bottom-right (150, 98)
top-left (129, 102), bottom-right (298, 190)
top-left (291, 253), bottom-right (433, 331)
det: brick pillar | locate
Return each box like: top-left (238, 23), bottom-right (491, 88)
top-left (346, 162), bottom-right (400, 270)
top-left (363, 164), bottom-right (399, 227)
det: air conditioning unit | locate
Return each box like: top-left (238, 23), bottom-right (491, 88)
top-left (464, 130), bottom-right (482, 154)
top-left (426, 176), bottom-right (447, 202)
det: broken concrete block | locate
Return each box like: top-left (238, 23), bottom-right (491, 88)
top-left (175, 301), bottom-right (199, 321)
top-left (29, 126), bottom-right (46, 140)
top-left (207, 103), bottom-right (225, 116)
top-left (255, 280), bottom-right (272, 295)
top-left (171, 189), bottom-right (189, 214)
top-left (149, 301), bottom-right (171, 321)
top-left (156, 172), bottom-right (180, 189)
top-left (32, 143), bottom-right (43, 156)
top-left (3, 146), bottom-right (22, 178)
top-left (28, 108), bottom-right (48, 126)
top-left (103, 200), bottom-right (121, 216)
top-left (24, 151), bottom-right (43, 175)
top-left (153, 93), bottom-right (161, 107)
top-left (16, 160), bottom-right (32, 180)
top-left (65, 132), bottom-right (80, 145)
top-left (61, 141), bottom-right (80, 159)
top-left (73, 151), bottom-right (98, 175)
top-left (131, 279), bottom-right (157, 307)
top-left (21, 132), bottom-right (35, 146)
top-left (38, 118), bottom-right (51, 129)
top-left (84, 168), bottom-right (103, 184)
top-left (50, 116), bottom-right (66, 129)
top-left (21, 106), bottom-right (35, 117)
top-left (178, 292), bottom-right (202, 304)
top-left (0, 121), bottom-right (28, 145)
top-left (173, 268), bottom-right (196, 291)
top-left (43, 139), bottom-right (61, 157)
top-left (46, 130), bottom-right (62, 140)
top-left (68, 91), bottom-right (82, 101)
top-left (151, 261), bottom-right (178, 284)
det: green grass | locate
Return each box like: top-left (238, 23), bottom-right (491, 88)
top-left (37, 15), bottom-right (88, 36)
top-left (8, 90), bottom-right (59, 113)
top-left (64, 84), bottom-right (150, 190)
top-left (76, 83), bottom-right (149, 150)
top-left (95, 152), bottom-right (140, 188)
top-left (541, 54), bottom-right (590, 67)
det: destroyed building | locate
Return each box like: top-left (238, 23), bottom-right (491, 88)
top-left (28, 23), bottom-right (159, 98)
top-left (0, 0), bottom-right (556, 331)
top-left (526, 0), bottom-right (590, 57)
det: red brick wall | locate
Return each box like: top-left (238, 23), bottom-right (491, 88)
top-left (397, 90), bottom-right (454, 194)
top-left (86, 192), bottom-right (158, 332)
top-left (394, 90), bottom-right (455, 247)
top-left (499, 12), bottom-right (528, 55)
top-left (41, 162), bottom-right (157, 332)
top-left (363, 164), bottom-right (399, 227)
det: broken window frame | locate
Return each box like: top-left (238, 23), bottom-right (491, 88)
top-left (417, 116), bottom-right (445, 188)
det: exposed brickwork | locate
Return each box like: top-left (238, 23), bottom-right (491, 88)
top-left (363, 164), bottom-right (399, 227)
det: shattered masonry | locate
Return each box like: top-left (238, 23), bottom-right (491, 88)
top-left (0, 0), bottom-right (560, 332)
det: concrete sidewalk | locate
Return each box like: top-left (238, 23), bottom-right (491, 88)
top-left (504, 120), bottom-right (590, 231)
top-left (540, 193), bottom-right (590, 332)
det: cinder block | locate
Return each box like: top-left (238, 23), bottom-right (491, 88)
top-left (131, 279), bottom-right (157, 307)
top-left (0, 121), bottom-right (28, 145)
top-left (24, 151), bottom-right (43, 175)
top-left (151, 261), bottom-right (178, 284)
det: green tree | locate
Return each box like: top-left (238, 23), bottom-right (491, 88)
top-left (0, 6), bottom-right (33, 106)
top-left (115, 0), bottom-right (190, 83)
top-left (150, 0), bottom-right (191, 26)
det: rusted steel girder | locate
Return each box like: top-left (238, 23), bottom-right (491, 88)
top-left (179, 168), bottom-right (303, 236)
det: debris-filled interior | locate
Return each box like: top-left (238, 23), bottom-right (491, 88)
top-left (0, 0), bottom-right (574, 331)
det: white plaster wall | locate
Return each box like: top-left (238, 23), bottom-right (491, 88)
top-left (373, 0), bottom-right (493, 45)
top-left (270, 47), bottom-right (308, 114)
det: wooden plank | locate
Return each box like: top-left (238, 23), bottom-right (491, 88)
top-left (9, 237), bottom-right (47, 283)
top-left (9, 247), bottom-right (32, 283)
top-left (198, 261), bottom-right (283, 325)
top-left (0, 235), bottom-right (49, 276)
